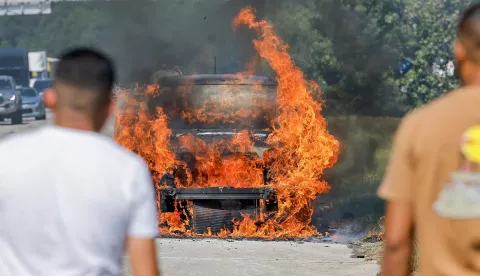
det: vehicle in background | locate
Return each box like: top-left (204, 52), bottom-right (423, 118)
top-left (19, 87), bottom-right (46, 120)
top-left (0, 76), bottom-right (23, 124)
top-left (47, 57), bottom-right (59, 78)
top-left (31, 78), bottom-right (53, 98)
top-left (0, 48), bottom-right (30, 88)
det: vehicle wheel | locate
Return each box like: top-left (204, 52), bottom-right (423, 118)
top-left (35, 114), bottom-right (46, 120)
top-left (0, 116), bottom-right (4, 122)
top-left (11, 109), bottom-right (22, 125)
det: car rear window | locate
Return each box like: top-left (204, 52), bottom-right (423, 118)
top-left (21, 88), bottom-right (37, 97)
top-left (0, 79), bottom-right (13, 90)
top-left (33, 80), bottom-right (53, 93)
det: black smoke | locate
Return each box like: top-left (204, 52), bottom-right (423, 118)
top-left (99, 0), bottom-right (270, 86)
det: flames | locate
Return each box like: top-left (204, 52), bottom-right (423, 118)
top-left (114, 7), bottom-right (340, 239)
top-left (365, 226), bottom-right (385, 241)
top-left (176, 130), bottom-right (264, 188)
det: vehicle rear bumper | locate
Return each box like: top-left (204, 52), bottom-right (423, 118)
top-left (159, 187), bottom-right (277, 212)
top-left (0, 102), bottom-right (19, 117)
top-left (164, 187), bottom-right (276, 200)
top-left (22, 103), bottom-right (45, 117)
top-left (159, 187), bottom-right (278, 234)
top-left (22, 109), bottom-right (45, 117)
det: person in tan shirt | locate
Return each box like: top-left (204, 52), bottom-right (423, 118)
top-left (378, 3), bottom-right (480, 276)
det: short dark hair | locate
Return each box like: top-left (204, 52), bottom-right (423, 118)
top-left (54, 47), bottom-right (115, 112)
top-left (55, 47), bottom-right (115, 93)
top-left (457, 3), bottom-right (480, 62)
top-left (458, 3), bottom-right (480, 33)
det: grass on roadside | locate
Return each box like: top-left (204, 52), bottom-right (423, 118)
top-left (323, 116), bottom-right (421, 274)
top-left (325, 116), bottom-right (400, 199)
top-left (363, 239), bottom-right (420, 274)
top-left (315, 116), bottom-right (399, 231)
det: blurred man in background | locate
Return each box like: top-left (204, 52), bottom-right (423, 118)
top-left (378, 3), bottom-right (480, 276)
top-left (0, 47), bottom-right (160, 276)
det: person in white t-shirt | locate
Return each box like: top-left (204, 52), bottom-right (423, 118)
top-left (0, 48), bottom-right (160, 276)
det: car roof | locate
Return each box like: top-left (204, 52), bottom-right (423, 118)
top-left (157, 74), bottom-right (278, 86)
top-left (0, 75), bottom-right (14, 80)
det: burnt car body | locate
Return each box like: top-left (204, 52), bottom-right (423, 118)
top-left (149, 74), bottom-right (279, 234)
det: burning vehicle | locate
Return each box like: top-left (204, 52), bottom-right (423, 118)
top-left (155, 74), bottom-right (279, 234)
top-left (114, 7), bottom-right (340, 239)
top-left (116, 74), bottom-right (280, 234)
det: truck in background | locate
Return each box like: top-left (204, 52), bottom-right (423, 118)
top-left (31, 78), bottom-right (53, 98)
top-left (29, 51), bottom-right (56, 98)
top-left (0, 48), bottom-right (30, 88)
top-left (47, 57), bottom-right (58, 78)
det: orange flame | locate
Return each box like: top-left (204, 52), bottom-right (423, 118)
top-left (230, 7), bottom-right (340, 237)
top-left (114, 7), bottom-right (340, 239)
top-left (177, 131), bottom-right (264, 188)
top-left (365, 226), bottom-right (385, 241)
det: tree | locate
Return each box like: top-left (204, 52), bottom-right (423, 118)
top-left (267, 0), bottom-right (407, 116)
top-left (0, 2), bottom-right (107, 56)
top-left (396, 0), bottom-right (472, 106)
top-left (268, 0), bottom-right (471, 115)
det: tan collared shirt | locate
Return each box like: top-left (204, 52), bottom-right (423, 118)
top-left (378, 87), bottom-right (480, 275)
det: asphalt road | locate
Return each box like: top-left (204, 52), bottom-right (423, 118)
top-left (132, 239), bottom-right (379, 276)
top-left (0, 109), bottom-right (115, 137)
top-left (0, 109), bottom-right (52, 136)
top-left (0, 111), bottom-right (379, 276)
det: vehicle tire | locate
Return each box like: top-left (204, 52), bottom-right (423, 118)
top-left (0, 116), bottom-right (4, 122)
top-left (35, 114), bottom-right (46, 120)
top-left (11, 109), bottom-right (22, 125)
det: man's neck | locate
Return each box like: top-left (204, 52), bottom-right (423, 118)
top-left (466, 77), bottom-right (480, 86)
top-left (462, 63), bottom-right (480, 86)
top-left (53, 110), bottom-right (102, 132)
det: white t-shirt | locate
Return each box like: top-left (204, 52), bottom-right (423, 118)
top-left (0, 125), bottom-right (158, 276)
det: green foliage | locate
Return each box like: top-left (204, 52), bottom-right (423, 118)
top-left (396, 0), bottom-right (473, 106)
top-left (319, 116), bottom-right (400, 235)
top-left (325, 116), bottom-right (400, 198)
top-left (271, 0), bottom-right (406, 115)
top-left (0, 2), bottom-right (108, 56)
top-left (269, 0), bottom-right (471, 114)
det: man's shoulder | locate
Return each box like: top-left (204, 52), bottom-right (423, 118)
top-left (409, 87), bottom-right (480, 124)
top-left (0, 127), bottom-right (145, 166)
top-left (0, 127), bottom-right (44, 150)
top-left (83, 132), bottom-right (147, 169)
top-left (103, 140), bottom-right (147, 167)
top-left (402, 87), bottom-right (473, 126)
top-left (396, 87), bottom-right (480, 151)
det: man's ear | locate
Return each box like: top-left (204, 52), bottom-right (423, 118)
top-left (454, 40), bottom-right (466, 61)
top-left (43, 88), bottom-right (57, 109)
top-left (108, 100), bottom-right (116, 117)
